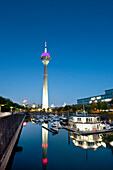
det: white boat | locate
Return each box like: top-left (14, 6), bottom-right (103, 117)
top-left (50, 118), bottom-right (53, 122)
top-left (103, 123), bottom-right (113, 130)
top-left (50, 126), bottom-right (59, 133)
top-left (50, 122), bottom-right (60, 132)
top-left (53, 117), bottom-right (60, 121)
top-left (51, 121), bottom-right (62, 129)
top-left (72, 113), bottom-right (113, 132)
top-left (60, 117), bottom-right (68, 122)
top-left (35, 119), bottom-right (39, 123)
top-left (39, 118), bottom-right (44, 122)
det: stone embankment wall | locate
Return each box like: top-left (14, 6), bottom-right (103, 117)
top-left (0, 114), bottom-right (25, 167)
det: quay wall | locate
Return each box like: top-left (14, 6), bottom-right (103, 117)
top-left (0, 114), bottom-right (25, 169)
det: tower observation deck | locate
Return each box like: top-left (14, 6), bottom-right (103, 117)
top-left (41, 42), bottom-right (51, 111)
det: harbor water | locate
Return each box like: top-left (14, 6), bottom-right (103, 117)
top-left (10, 121), bottom-right (113, 170)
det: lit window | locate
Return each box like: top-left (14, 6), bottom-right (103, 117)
top-left (91, 97), bottom-right (95, 100)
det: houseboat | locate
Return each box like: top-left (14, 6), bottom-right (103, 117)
top-left (72, 114), bottom-right (112, 131)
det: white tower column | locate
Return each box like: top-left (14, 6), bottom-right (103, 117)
top-left (42, 65), bottom-right (48, 110)
top-left (41, 42), bottom-right (51, 111)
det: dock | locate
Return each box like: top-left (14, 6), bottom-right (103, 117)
top-left (42, 125), bottom-right (58, 134)
top-left (63, 126), bottom-right (113, 135)
top-left (80, 129), bottom-right (113, 135)
top-left (63, 126), bottom-right (80, 135)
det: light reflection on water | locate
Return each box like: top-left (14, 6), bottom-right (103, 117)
top-left (42, 123), bottom-right (48, 169)
top-left (70, 133), bottom-right (105, 150)
top-left (11, 121), bottom-right (113, 170)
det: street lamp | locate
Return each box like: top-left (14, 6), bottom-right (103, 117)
top-left (10, 106), bottom-right (13, 113)
top-left (19, 109), bottom-right (22, 112)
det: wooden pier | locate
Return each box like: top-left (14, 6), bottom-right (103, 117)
top-left (63, 126), bottom-right (80, 135)
top-left (42, 125), bottom-right (113, 135)
top-left (42, 125), bottom-right (58, 134)
top-left (80, 129), bottom-right (113, 135)
top-left (63, 126), bottom-right (113, 135)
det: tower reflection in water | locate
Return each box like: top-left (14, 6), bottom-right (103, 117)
top-left (42, 123), bottom-right (48, 168)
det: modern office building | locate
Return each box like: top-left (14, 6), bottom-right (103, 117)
top-left (41, 42), bottom-right (51, 111)
top-left (77, 88), bottom-right (113, 105)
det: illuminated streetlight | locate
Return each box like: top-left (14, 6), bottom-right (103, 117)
top-left (10, 106), bottom-right (13, 112)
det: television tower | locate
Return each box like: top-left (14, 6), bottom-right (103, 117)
top-left (41, 42), bottom-right (51, 111)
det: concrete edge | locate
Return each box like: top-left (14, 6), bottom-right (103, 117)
top-left (0, 115), bottom-right (25, 170)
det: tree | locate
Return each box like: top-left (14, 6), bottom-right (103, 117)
top-left (97, 100), bottom-right (102, 111)
top-left (0, 96), bottom-right (23, 112)
top-left (91, 101), bottom-right (97, 111)
top-left (77, 104), bottom-right (83, 111)
top-left (42, 108), bottom-right (45, 113)
top-left (110, 99), bottom-right (113, 109)
top-left (57, 107), bottom-right (62, 113)
top-left (52, 107), bottom-right (58, 112)
top-left (110, 99), bottom-right (113, 104)
top-left (87, 105), bottom-right (91, 114)
top-left (63, 105), bottom-right (69, 111)
top-left (102, 101), bottom-right (108, 110)
top-left (72, 104), bottom-right (77, 113)
top-left (69, 108), bottom-right (73, 113)
top-left (84, 104), bottom-right (88, 112)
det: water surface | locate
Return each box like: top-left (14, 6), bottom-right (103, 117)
top-left (11, 122), bottom-right (113, 170)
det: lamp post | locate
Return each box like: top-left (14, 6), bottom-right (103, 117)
top-left (10, 106), bottom-right (13, 114)
top-left (19, 108), bottom-right (22, 113)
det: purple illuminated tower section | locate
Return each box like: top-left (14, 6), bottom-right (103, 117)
top-left (41, 42), bottom-right (51, 110)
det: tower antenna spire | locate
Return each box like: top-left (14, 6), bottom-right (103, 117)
top-left (45, 41), bottom-right (47, 53)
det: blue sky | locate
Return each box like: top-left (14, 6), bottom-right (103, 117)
top-left (0, 0), bottom-right (113, 106)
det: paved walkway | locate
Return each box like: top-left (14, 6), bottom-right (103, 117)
top-left (0, 112), bottom-right (11, 118)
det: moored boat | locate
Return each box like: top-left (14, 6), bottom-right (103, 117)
top-left (60, 116), bottom-right (68, 122)
top-left (39, 118), bottom-right (44, 123)
top-left (53, 117), bottom-right (60, 122)
top-left (51, 121), bottom-right (62, 129)
top-left (72, 113), bottom-right (113, 132)
top-left (50, 126), bottom-right (59, 133)
top-left (44, 118), bottom-right (49, 123)
top-left (50, 121), bottom-right (60, 133)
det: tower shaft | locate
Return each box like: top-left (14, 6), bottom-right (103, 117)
top-left (42, 65), bottom-right (48, 110)
top-left (41, 42), bottom-right (51, 111)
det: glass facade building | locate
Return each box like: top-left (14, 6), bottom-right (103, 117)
top-left (77, 89), bottom-right (113, 105)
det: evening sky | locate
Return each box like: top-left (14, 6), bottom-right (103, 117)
top-left (0, 0), bottom-right (113, 106)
